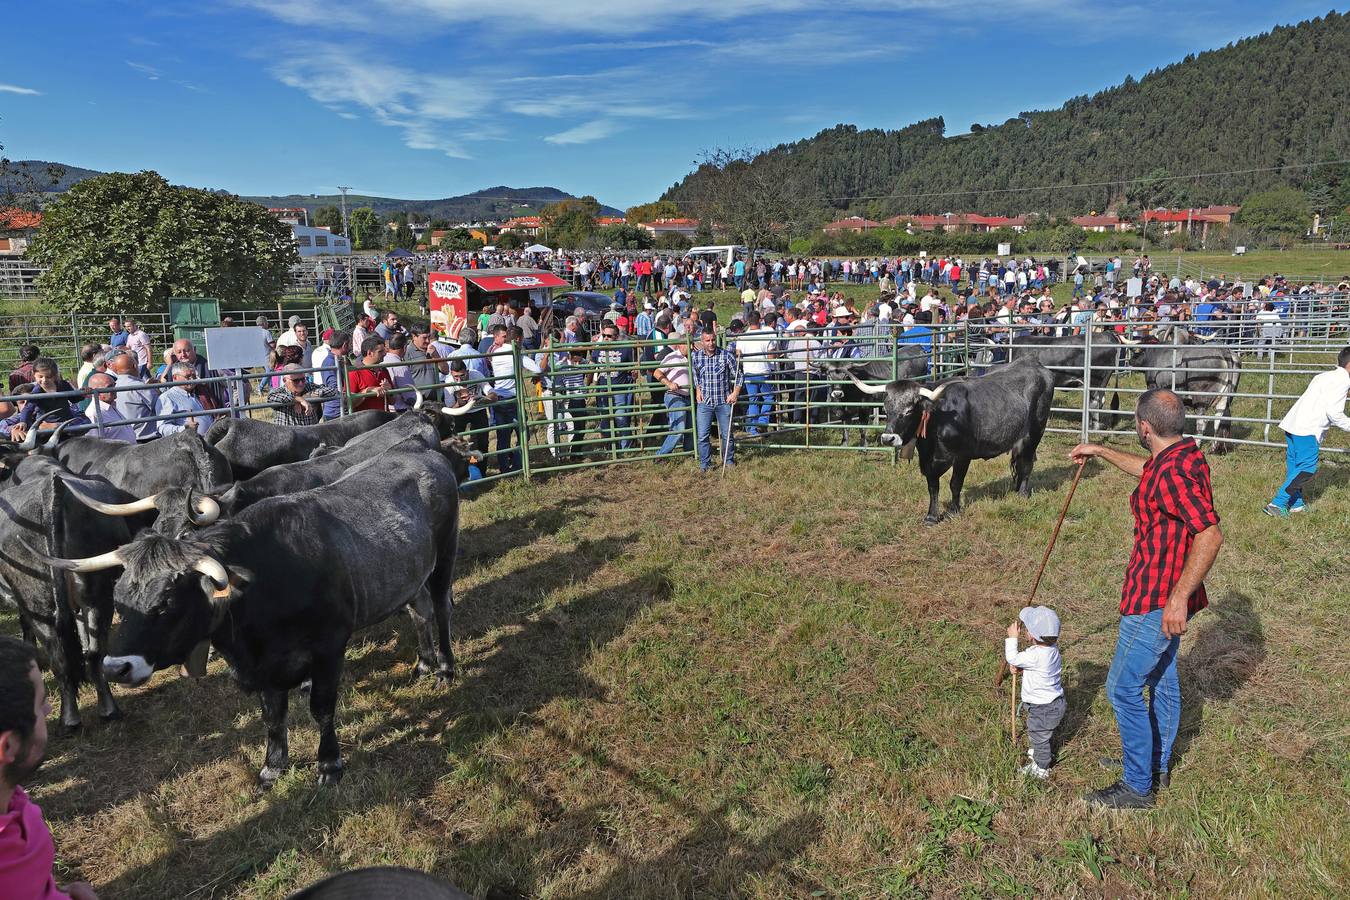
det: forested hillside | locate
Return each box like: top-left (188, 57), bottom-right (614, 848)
top-left (663, 11), bottom-right (1350, 219)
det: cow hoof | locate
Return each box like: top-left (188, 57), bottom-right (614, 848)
top-left (257, 766), bottom-right (283, 788)
top-left (298, 679), bottom-right (312, 694)
top-left (434, 666), bottom-right (455, 687)
top-left (99, 707), bottom-right (125, 723)
top-left (922, 515), bottom-right (941, 527)
top-left (317, 764), bottom-right (344, 787)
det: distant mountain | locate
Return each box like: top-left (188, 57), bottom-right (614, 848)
top-left (0, 160), bottom-right (105, 194)
top-left (242, 186), bottom-right (625, 222)
top-left (663, 11), bottom-right (1350, 218)
top-left (0, 162), bottom-right (623, 221)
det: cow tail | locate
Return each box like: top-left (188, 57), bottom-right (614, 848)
top-left (47, 476), bottom-right (86, 686)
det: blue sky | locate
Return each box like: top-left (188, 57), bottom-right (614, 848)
top-left (1, 1), bottom-right (1342, 209)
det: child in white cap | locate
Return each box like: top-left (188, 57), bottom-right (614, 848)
top-left (1005, 605), bottom-right (1065, 779)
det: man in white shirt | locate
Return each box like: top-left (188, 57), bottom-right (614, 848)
top-left (1265, 346), bottom-right (1350, 516)
top-left (734, 314), bottom-right (777, 435)
top-left (84, 373), bottom-right (137, 442)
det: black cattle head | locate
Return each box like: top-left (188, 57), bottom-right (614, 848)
top-left (38, 535), bottom-right (246, 685)
top-left (440, 435), bottom-right (482, 482)
top-left (62, 479), bottom-right (221, 537)
top-left (863, 374), bottom-right (945, 455)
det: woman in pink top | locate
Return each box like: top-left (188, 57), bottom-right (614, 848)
top-left (0, 636), bottom-right (98, 899)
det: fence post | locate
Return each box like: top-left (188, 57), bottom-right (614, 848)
top-left (1080, 324), bottom-right (1093, 442)
top-left (71, 312), bottom-right (80, 358)
top-left (513, 342), bottom-right (531, 481)
top-left (337, 354), bottom-right (351, 417)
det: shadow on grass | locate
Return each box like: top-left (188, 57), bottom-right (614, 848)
top-left (1057, 660), bottom-right (1108, 762)
top-left (1172, 591), bottom-right (1266, 774)
top-left (84, 561), bottom-right (671, 898)
top-left (456, 497), bottom-right (598, 578)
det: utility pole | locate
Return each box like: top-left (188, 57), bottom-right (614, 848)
top-left (337, 186), bottom-right (351, 240)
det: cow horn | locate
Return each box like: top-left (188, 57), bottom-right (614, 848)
top-left (918, 385), bottom-right (946, 402)
top-left (43, 417), bottom-right (77, 449)
top-left (1117, 337), bottom-right (1141, 346)
top-left (64, 480), bottom-right (161, 516)
top-left (40, 547), bottom-right (126, 573)
top-left (412, 388), bottom-right (425, 410)
top-left (844, 370), bottom-right (888, 396)
top-left (440, 400), bottom-right (476, 417)
top-left (18, 410), bottom-right (60, 452)
top-left (190, 494), bottom-right (221, 526)
top-left (192, 556), bottom-right (229, 590)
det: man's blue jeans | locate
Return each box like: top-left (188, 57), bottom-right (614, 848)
top-left (490, 402), bottom-right (520, 473)
top-left (1106, 607), bottom-right (1181, 795)
top-left (696, 401), bottom-right (734, 469)
top-left (596, 387), bottom-right (632, 451)
top-left (743, 375), bottom-right (772, 432)
top-left (1271, 431), bottom-right (1319, 509)
top-left (657, 393), bottom-right (692, 455)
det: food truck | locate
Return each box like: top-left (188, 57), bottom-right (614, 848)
top-left (427, 267), bottom-right (569, 334)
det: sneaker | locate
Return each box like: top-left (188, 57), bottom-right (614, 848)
top-left (1085, 780), bottom-right (1155, 810)
top-left (1019, 762), bottom-right (1050, 780)
top-left (1098, 757), bottom-right (1170, 791)
top-left (1289, 503), bottom-right (1306, 514)
top-left (1262, 503), bottom-right (1288, 518)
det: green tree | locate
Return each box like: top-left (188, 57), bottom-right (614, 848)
top-left (1235, 187), bottom-right (1310, 236)
top-left (392, 220), bottom-right (415, 249)
top-left (27, 170), bottom-right (296, 315)
top-left (313, 204), bottom-right (343, 232)
top-left (624, 200), bottom-right (680, 224)
top-left (654, 231), bottom-right (692, 251)
top-left (541, 196), bottom-right (600, 248)
top-left (440, 227), bottom-right (483, 251)
top-left (598, 223), bottom-right (654, 250)
top-left (349, 206), bottom-right (380, 249)
top-left (495, 231), bottom-right (525, 250)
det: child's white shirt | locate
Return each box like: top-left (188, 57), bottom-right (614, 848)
top-left (1005, 639), bottom-right (1063, 705)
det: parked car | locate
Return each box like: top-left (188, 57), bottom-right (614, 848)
top-left (545, 291), bottom-right (615, 326)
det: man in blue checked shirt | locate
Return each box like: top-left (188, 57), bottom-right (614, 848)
top-left (690, 330), bottom-right (742, 472)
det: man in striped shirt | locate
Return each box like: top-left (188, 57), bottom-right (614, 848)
top-left (1071, 389), bottom-right (1223, 809)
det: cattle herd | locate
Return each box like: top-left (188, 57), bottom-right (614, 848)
top-left (0, 395), bottom-right (476, 785)
top-left (0, 323), bottom-right (1246, 784)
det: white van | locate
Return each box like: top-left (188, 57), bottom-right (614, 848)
top-left (686, 245), bottom-right (748, 267)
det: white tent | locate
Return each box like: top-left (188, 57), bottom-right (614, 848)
top-left (523, 243), bottom-right (552, 253)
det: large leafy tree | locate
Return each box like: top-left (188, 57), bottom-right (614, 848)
top-left (1235, 187), bottom-right (1311, 236)
top-left (348, 206), bottom-right (380, 249)
top-left (624, 200), bottom-right (680, 224)
top-left (28, 171), bottom-right (297, 314)
top-left (313, 204), bottom-right (343, 232)
top-left (688, 147), bottom-right (815, 255)
top-left (541, 196), bottom-right (600, 247)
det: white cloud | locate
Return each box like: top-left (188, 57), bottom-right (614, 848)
top-left (544, 119), bottom-right (623, 145)
top-left (126, 61), bottom-right (161, 80)
top-left (0, 83), bottom-right (40, 95)
top-left (336, 111), bottom-right (359, 120)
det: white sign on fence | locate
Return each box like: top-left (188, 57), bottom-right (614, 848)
top-left (1126, 277), bottom-right (1143, 298)
top-left (204, 327), bottom-right (272, 371)
top-left (997, 242), bottom-right (1012, 257)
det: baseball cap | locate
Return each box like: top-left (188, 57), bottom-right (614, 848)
top-left (1018, 606), bottom-right (1060, 640)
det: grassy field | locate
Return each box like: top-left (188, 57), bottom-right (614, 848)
top-left (8, 421), bottom-right (1348, 897)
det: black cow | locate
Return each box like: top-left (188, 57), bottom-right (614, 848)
top-left (205, 410), bottom-right (398, 478)
top-left (41, 447), bottom-right (460, 785)
top-left (45, 427), bottom-right (233, 495)
top-left (977, 330), bottom-right (1124, 431)
top-left (0, 457), bottom-right (135, 729)
top-left (209, 408), bottom-right (478, 519)
top-left (851, 357), bottom-right (1055, 524)
top-left (824, 345), bottom-right (929, 444)
top-left (1125, 335), bottom-right (1241, 451)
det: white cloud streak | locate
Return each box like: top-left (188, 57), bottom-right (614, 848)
top-left (544, 119), bottom-right (623, 145)
top-left (0, 83), bottom-right (41, 95)
top-left (126, 61), bottom-right (161, 80)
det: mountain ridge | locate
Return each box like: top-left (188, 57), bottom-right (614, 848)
top-left (0, 163), bottom-right (623, 220)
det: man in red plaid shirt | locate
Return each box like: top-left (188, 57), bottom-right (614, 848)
top-left (1071, 388), bottom-right (1224, 809)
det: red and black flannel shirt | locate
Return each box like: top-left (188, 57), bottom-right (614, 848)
top-left (1122, 438), bottom-right (1220, 616)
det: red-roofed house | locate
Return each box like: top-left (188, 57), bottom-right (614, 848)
top-left (639, 217), bottom-right (699, 238)
top-left (1071, 214), bottom-right (1132, 232)
top-left (501, 216), bottom-right (544, 236)
top-left (596, 216), bottom-right (627, 226)
top-left (1141, 205), bottom-right (1241, 241)
top-left (0, 208), bottom-right (42, 256)
top-left (885, 213), bottom-right (1027, 233)
top-left (823, 216), bottom-right (882, 234)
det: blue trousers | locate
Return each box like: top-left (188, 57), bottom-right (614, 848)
top-left (490, 403), bottom-right (520, 473)
top-left (657, 393), bottom-right (692, 455)
top-left (1106, 608), bottom-right (1181, 795)
top-left (1271, 432), bottom-right (1319, 509)
top-left (695, 401), bottom-right (734, 469)
top-left (596, 387), bottom-right (632, 450)
top-left (743, 375), bottom-right (772, 432)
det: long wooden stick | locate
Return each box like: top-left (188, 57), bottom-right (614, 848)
top-left (1010, 668), bottom-right (1018, 745)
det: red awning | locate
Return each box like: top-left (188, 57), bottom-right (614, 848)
top-left (464, 271), bottom-right (568, 291)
